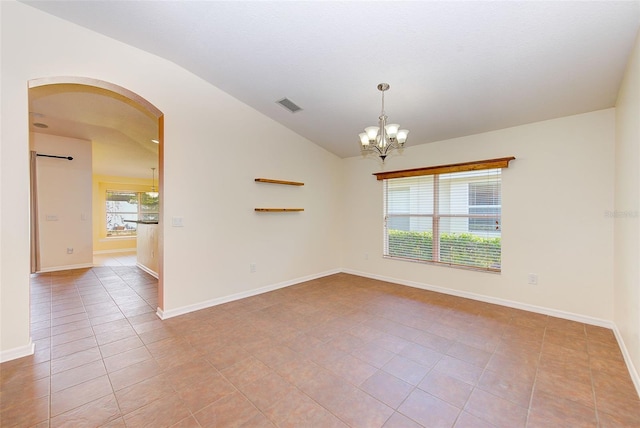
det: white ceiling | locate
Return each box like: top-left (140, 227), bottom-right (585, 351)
top-left (23, 1), bottom-right (640, 161)
top-left (29, 84), bottom-right (159, 178)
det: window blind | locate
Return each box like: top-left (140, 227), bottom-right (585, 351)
top-left (384, 168), bottom-right (504, 272)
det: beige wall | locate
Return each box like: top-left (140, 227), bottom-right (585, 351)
top-left (615, 29), bottom-right (640, 386)
top-left (0, 2), bottom-right (342, 358)
top-left (342, 109), bottom-right (615, 321)
top-left (31, 133), bottom-right (93, 271)
top-left (92, 175), bottom-right (153, 253)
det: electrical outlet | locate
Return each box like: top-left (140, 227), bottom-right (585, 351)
top-left (527, 273), bottom-right (538, 285)
top-left (364, 253), bottom-right (369, 260)
top-left (250, 263), bottom-right (256, 273)
top-left (67, 248), bottom-right (74, 254)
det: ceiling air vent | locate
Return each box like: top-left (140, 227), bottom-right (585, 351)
top-left (276, 97), bottom-right (303, 113)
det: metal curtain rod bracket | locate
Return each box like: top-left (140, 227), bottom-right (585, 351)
top-left (36, 153), bottom-right (73, 160)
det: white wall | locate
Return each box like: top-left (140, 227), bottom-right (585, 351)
top-left (0, 0), bottom-right (5, 361)
top-left (615, 29), bottom-right (640, 386)
top-left (31, 133), bottom-right (92, 271)
top-left (0, 1), bottom-right (342, 358)
top-left (342, 109), bottom-right (615, 321)
top-left (1, 1), bottom-right (32, 359)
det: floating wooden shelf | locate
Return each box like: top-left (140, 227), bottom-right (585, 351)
top-left (255, 178), bottom-right (304, 211)
top-left (255, 208), bottom-right (304, 212)
top-left (255, 178), bottom-right (304, 186)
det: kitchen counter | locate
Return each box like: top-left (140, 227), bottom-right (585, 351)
top-left (132, 222), bottom-right (158, 278)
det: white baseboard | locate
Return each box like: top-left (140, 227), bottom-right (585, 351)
top-left (156, 268), bottom-right (340, 320)
top-left (611, 324), bottom-right (640, 398)
top-left (38, 263), bottom-right (94, 273)
top-left (93, 248), bottom-right (136, 255)
top-left (156, 265), bottom-right (611, 327)
top-left (342, 269), bottom-right (614, 327)
top-left (0, 341), bottom-right (35, 363)
top-left (136, 263), bottom-right (158, 279)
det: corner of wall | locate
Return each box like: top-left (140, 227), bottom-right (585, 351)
top-left (613, 26), bottom-right (640, 400)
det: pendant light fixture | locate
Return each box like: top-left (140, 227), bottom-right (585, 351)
top-left (146, 167), bottom-right (158, 198)
top-left (359, 83), bottom-right (409, 162)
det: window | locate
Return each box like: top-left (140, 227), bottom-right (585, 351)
top-left (386, 187), bottom-right (411, 231)
top-left (377, 157), bottom-right (513, 272)
top-left (468, 182), bottom-right (501, 232)
top-left (106, 191), bottom-right (158, 237)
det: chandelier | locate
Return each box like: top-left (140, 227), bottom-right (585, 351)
top-left (359, 83), bottom-right (409, 162)
top-left (146, 167), bottom-right (158, 198)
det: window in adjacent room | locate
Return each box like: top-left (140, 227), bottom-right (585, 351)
top-left (377, 157), bottom-right (513, 272)
top-left (106, 191), bottom-right (159, 237)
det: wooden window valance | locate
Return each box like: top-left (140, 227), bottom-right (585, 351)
top-left (373, 157), bottom-right (515, 181)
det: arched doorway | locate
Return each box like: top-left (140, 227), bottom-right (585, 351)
top-left (28, 77), bottom-right (165, 312)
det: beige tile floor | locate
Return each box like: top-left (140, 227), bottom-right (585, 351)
top-left (1, 266), bottom-right (639, 427)
top-left (93, 251), bottom-right (138, 268)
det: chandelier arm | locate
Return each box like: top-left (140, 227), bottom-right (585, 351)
top-left (363, 143), bottom-right (384, 156)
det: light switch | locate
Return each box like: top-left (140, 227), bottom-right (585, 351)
top-left (46, 215), bottom-right (58, 221)
top-left (171, 217), bottom-right (184, 227)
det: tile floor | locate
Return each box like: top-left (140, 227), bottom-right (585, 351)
top-left (93, 251), bottom-right (138, 268)
top-left (1, 269), bottom-right (639, 427)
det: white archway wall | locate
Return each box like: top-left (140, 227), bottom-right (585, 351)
top-left (28, 76), bottom-right (163, 119)
top-left (1, 2), bottom-right (343, 356)
top-left (29, 78), bottom-right (165, 307)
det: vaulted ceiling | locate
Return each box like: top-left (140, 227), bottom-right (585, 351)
top-left (23, 1), bottom-right (640, 169)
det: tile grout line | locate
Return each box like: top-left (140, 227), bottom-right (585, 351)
top-left (523, 322), bottom-right (546, 428)
top-left (47, 273), bottom-right (54, 425)
top-left (586, 326), bottom-right (601, 428)
top-left (99, 265), bottom-right (162, 426)
top-left (50, 269), bottom-right (110, 421)
top-left (449, 314), bottom-right (504, 428)
top-left (92, 266), bottom-right (129, 427)
top-left (44, 266), bottom-right (154, 425)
